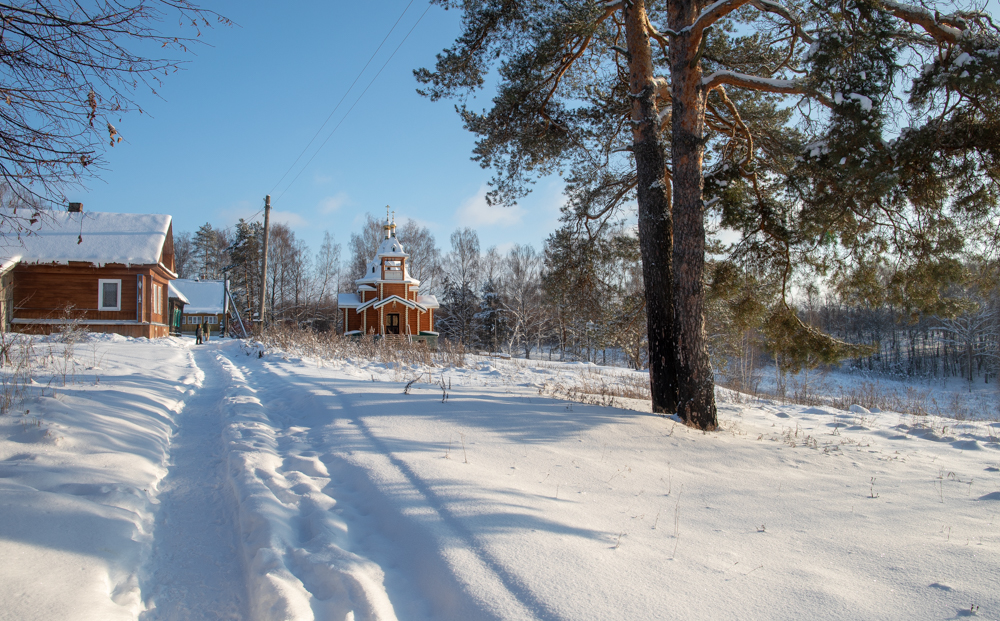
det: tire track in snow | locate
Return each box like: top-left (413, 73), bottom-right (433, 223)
top-left (252, 359), bottom-right (562, 621)
top-left (140, 344), bottom-right (247, 620)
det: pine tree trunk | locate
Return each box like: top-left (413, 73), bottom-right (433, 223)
top-left (624, 0), bottom-right (678, 415)
top-left (669, 0), bottom-right (717, 429)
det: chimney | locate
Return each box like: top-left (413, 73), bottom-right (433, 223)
top-left (67, 202), bottom-right (83, 213)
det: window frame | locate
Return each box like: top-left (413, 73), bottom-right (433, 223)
top-left (98, 279), bottom-right (122, 311)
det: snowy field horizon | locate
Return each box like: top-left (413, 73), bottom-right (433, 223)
top-left (0, 333), bottom-right (997, 620)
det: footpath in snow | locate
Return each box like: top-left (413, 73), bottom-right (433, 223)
top-left (1, 335), bottom-right (998, 620)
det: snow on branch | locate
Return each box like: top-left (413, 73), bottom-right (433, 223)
top-left (703, 70), bottom-right (803, 93)
top-left (880, 0), bottom-right (965, 43)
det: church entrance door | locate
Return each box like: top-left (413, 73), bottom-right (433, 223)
top-left (386, 313), bottom-right (400, 335)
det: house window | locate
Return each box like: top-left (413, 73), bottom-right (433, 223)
top-left (98, 279), bottom-right (122, 311)
top-left (187, 315), bottom-right (200, 324)
top-left (206, 316), bottom-right (218, 324)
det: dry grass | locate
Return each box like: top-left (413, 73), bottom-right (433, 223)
top-left (719, 372), bottom-right (1000, 422)
top-left (261, 326), bottom-right (997, 425)
top-left (538, 366), bottom-right (652, 409)
top-left (0, 332), bottom-right (35, 414)
top-left (260, 324), bottom-right (466, 369)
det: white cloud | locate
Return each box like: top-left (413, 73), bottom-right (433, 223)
top-left (318, 192), bottom-right (349, 214)
top-left (455, 185), bottom-right (526, 228)
top-left (270, 210), bottom-right (308, 228)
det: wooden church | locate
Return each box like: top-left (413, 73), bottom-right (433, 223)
top-left (338, 210), bottom-right (439, 341)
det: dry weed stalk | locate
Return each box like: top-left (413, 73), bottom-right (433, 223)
top-left (0, 333), bottom-right (35, 414)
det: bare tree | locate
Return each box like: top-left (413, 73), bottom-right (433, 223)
top-left (173, 231), bottom-right (193, 278)
top-left (266, 223), bottom-right (307, 321)
top-left (501, 244), bottom-right (546, 358)
top-left (314, 231), bottom-right (341, 300)
top-left (0, 1), bottom-right (228, 202)
top-left (0, 183), bottom-right (49, 241)
top-left (937, 299), bottom-right (999, 385)
top-left (438, 227), bottom-right (482, 345)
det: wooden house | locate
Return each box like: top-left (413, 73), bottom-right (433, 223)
top-left (0, 206), bottom-right (177, 338)
top-left (171, 278), bottom-right (228, 335)
top-left (338, 212), bottom-right (439, 341)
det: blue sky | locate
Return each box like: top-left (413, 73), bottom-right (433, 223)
top-left (77, 0), bottom-right (567, 255)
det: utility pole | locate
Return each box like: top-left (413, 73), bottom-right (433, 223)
top-left (259, 195), bottom-right (271, 335)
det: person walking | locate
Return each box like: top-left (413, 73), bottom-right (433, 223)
top-left (203, 320), bottom-right (210, 342)
top-left (195, 322), bottom-right (203, 345)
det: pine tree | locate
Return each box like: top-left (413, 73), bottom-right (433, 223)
top-left (193, 223), bottom-right (228, 280)
top-left (226, 219), bottom-right (263, 326)
top-left (419, 0), bottom-right (1000, 429)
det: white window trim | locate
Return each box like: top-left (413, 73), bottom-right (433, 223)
top-left (98, 279), bottom-right (122, 311)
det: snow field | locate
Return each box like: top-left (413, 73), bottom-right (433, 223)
top-left (248, 349), bottom-right (1000, 620)
top-left (1, 335), bottom-right (998, 620)
top-left (0, 336), bottom-right (188, 620)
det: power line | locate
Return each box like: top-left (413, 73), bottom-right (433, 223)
top-left (274, 2), bottom-right (432, 203)
top-left (268, 0), bottom-right (418, 196)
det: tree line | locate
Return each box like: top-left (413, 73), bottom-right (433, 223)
top-left (178, 210), bottom-right (998, 387)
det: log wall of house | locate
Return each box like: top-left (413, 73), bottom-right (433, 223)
top-left (11, 262), bottom-right (172, 338)
top-left (15, 323), bottom-right (170, 338)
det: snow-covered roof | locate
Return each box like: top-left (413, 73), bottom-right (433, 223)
top-left (168, 282), bottom-right (190, 305)
top-left (0, 209), bottom-right (172, 268)
top-left (376, 236), bottom-right (408, 258)
top-left (171, 279), bottom-right (225, 314)
top-left (338, 293), bottom-right (361, 308)
top-left (372, 295), bottom-right (427, 312)
top-left (417, 294), bottom-right (439, 309)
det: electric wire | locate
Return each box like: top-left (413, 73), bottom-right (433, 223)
top-left (268, 0), bottom-right (418, 197)
top-left (273, 2), bottom-right (432, 203)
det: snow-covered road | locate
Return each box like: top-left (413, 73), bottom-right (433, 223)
top-left (140, 345), bottom-right (246, 619)
top-left (1, 336), bottom-right (998, 620)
